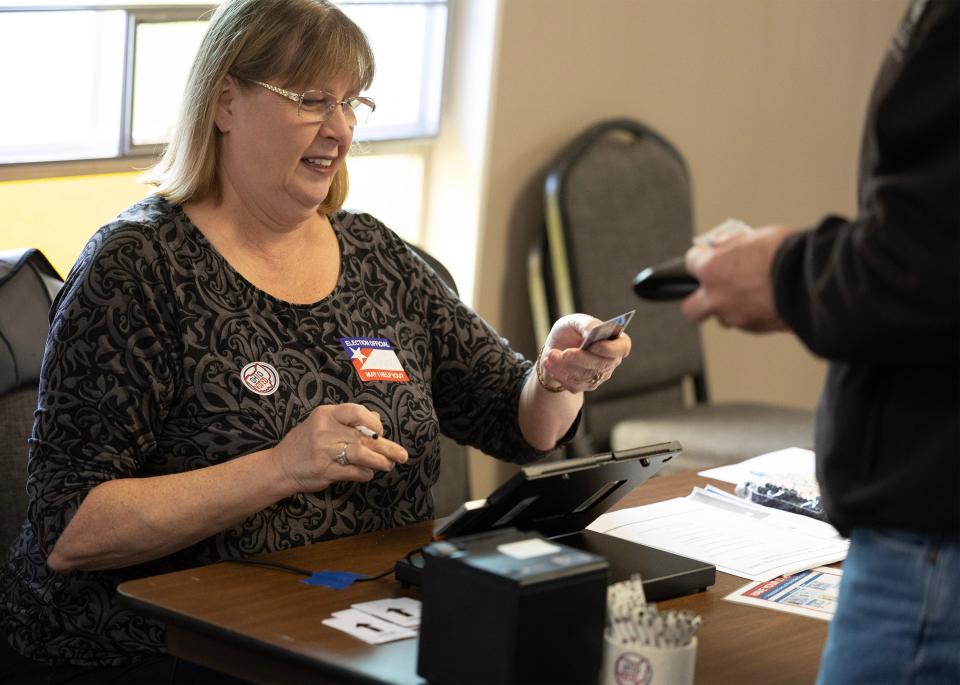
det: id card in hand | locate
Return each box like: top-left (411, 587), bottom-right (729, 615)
top-left (580, 310), bottom-right (635, 350)
top-left (693, 218), bottom-right (753, 247)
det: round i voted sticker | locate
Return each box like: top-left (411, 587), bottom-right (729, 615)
top-left (240, 362), bottom-right (279, 396)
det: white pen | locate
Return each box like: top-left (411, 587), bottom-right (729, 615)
top-left (356, 425), bottom-right (379, 439)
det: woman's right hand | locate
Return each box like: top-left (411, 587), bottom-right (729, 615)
top-left (48, 403), bottom-right (408, 572)
top-left (272, 403), bottom-right (408, 494)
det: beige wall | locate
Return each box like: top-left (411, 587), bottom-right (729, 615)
top-left (469, 0), bottom-right (907, 493)
top-left (0, 173), bottom-right (148, 277)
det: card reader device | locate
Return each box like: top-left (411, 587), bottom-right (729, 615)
top-left (417, 528), bottom-right (608, 685)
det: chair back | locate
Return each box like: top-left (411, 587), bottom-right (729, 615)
top-left (531, 119), bottom-right (706, 451)
top-left (404, 241), bottom-right (471, 515)
top-left (0, 248), bottom-right (63, 549)
top-left (1, 386), bottom-right (38, 549)
top-left (405, 242), bottom-right (458, 298)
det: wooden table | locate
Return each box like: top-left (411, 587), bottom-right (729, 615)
top-left (118, 472), bottom-right (830, 684)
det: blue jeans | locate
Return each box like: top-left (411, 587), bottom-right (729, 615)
top-left (816, 528), bottom-right (960, 685)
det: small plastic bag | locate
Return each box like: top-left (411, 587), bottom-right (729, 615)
top-left (735, 478), bottom-right (826, 521)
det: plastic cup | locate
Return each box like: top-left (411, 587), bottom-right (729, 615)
top-left (600, 634), bottom-right (697, 685)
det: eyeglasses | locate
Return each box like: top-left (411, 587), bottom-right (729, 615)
top-left (251, 80), bottom-right (375, 125)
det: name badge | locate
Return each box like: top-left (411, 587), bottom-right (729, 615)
top-left (340, 337), bottom-right (410, 383)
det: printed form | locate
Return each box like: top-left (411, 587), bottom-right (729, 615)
top-left (725, 566), bottom-right (842, 620)
top-left (587, 486), bottom-right (848, 581)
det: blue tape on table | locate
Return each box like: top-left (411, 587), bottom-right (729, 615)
top-left (302, 571), bottom-right (368, 589)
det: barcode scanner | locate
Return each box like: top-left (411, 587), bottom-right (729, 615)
top-left (632, 256), bottom-right (700, 301)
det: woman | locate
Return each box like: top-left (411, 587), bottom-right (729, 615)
top-left (0, 0), bottom-right (630, 679)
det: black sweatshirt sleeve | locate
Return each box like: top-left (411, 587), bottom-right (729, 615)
top-left (773, 1), bottom-right (958, 363)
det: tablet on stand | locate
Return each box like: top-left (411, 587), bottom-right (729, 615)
top-left (397, 441), bottom-right (715, 600)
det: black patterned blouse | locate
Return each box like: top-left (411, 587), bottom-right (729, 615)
top-left (0, 195), bottom-right (561, 665)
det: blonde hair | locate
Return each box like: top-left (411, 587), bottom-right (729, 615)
top-left (144, 0), bottom-right (374, 213)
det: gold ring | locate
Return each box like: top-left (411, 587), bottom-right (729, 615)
top-left (591, 370), bottom-right (604, 385)
top-left (334, 442), bottom-right (350, 466)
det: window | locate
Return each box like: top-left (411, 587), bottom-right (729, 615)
top-left (347, 149), bottom-right (426, 242)
top-left (0, 9), bottom-right (127, 163)
top-left (340, 0), bottom-right (446, 142)
top-left (0, 3), bottom-right (215, 163)
top-left (0, 0), bottom-right (448, 240)
top-left (129, 17), bottom-right (211, 148)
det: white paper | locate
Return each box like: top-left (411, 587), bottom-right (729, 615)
top-left (699, 449), bottom-right (824, 522)
top-left (698, 447), bottom-right (815, 485)
top-left (697, 447), bottom-right (815, 485)
top-left (323, 608), bottom-right (417, 644)
top-left (351, 598), bottom-right (422, 628)
top-left (587, 488), bottom-right (848, 581)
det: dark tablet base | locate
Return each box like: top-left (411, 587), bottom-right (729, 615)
top-left (557, 530), bottom-right (715, 601)
top-left (397, 530), bottom-right (715, 601)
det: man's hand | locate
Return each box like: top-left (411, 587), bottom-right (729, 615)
top-left (682, 224), bottom-right (798, 333)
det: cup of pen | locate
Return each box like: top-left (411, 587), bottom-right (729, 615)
top-left (602, 575), bottom-right (700, 685)
top-left (602, 634), bottom-right (697, 685)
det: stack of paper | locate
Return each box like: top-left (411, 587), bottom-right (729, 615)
top-left (587, 485), bottom-right (848, 581)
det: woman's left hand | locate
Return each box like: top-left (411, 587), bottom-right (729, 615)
top-left (540, 314), bottom-right (632, 393)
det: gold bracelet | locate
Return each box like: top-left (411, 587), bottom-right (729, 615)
top-left (535, 347), bottom-right (565, 393)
